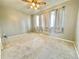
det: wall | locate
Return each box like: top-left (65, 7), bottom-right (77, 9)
top-left (35, 0), bottom-right (78, 41)
top-left (52, 0), bottom-right (78, 41)
top-left (0, 8), bottom-right (31, 36)
top-left (0, 0), bottom-right (78, 42)
top-left (76, 4), bottom-right (79, 53)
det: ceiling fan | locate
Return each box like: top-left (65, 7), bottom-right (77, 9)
top-left (22, 0), bottom-right (46, 10)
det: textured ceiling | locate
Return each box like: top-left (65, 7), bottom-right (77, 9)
top-left (0, 0), bottom-right (70, 14)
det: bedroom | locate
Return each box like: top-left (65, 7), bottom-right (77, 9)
top-left (0, 0), bottom-right (79, 59)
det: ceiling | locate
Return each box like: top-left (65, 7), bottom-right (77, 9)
top-left (0, 0), bottom-right (70, 14)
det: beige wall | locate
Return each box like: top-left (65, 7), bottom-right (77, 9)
top-left (53, 0), bottom-right (78, 41)
top-left (76, 6), bottom-right (79, 53)
top-left (36, 0), bottom-right (78, 41)
top-left (0, 0), bottom-right (78, 42)
top-left (0, 8), bottom-right (31, 36)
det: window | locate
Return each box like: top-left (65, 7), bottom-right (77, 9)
top-left (33, 6), bottom-right (65, 33)
top-left (61, 7), bottom-right (65, 32)
top-left (40, 14), bottom-right (45, 28)
top-left (35, 15), bottom-right (40, 27)
top-left (50, 11), bottom-right (56, 28)
top-left (50, 7), bottom-right (65, 33)
top-left (55, 7), bottom-right (65, 33)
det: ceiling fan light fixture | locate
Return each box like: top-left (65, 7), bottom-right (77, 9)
top-left (36, 4), bottom-right (40, 8)
top-left (34, 7), bottom-right (38, 10)
top-left (30, 6), bottom-right (33, 8)
top-left (22, 0), bottom-right (46, 10)
top-left (32, 2), bottom-right (35, 6)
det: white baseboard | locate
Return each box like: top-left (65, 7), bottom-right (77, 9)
top-left (41, 33), bottom-right (79, 58)
top-left (41, 32), bottom-right (74, 43)
top-left (43, 33), bottom-right (74, 43)
top-left (74, 44), bottom-right (79, 58)
top-left (54, 37), bottom-right (79, 58)
top-left (52, 37), bottom-right (74, 43)
top-left (54, 38), bottom-right (79, 58)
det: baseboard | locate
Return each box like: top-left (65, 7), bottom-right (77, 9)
top-left (74, 44), bottom-right (79, 58)
top-left (52, 37), bottom-right (79, 58)
top-left (42, 33), bottom-right (74, 43)
top-left (41, 33), bottom-right (79, 58)
top-left (51, 37), bottom-right (74, 43)
top-left (53, 37), bottom-right (79, 58)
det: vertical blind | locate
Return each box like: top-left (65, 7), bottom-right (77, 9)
top-left (32, 7), bottom-right (65, 33)
top-left (55, 7), bottom-right (65, 33)
top-left (50, 10), bottom-right (56, 33)
top-left (50, 11), bottom-right (56, 27)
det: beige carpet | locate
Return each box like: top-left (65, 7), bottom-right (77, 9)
top-left (1, 33), bottom-right (78, 59)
